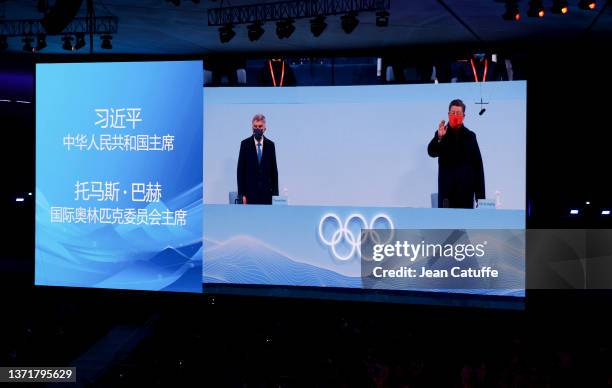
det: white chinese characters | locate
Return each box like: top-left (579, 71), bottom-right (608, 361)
top-left (95, 108), bottom-right (142, 129)
top-left (50, 207), bottom-right (187, 226)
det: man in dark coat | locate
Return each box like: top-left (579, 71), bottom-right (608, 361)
top-left (427, 99), bottom-right (485, 209)
top-left (237, 113), bottom-right (279, 205)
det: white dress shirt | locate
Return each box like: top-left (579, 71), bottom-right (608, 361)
top-left (253, 135), bottom-right (264, 154)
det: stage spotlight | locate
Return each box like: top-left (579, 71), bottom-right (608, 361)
top-left (551, 0), bottom-right (569, 14)
top-left (247, 21), bottom-right (265, 42)
top-left (502, 1), bottom-right (521, 21)
top-left (276, 19), bottom-right (295, 39)
top-left (62, 35), bottom-right (74, 50)
top-left (74, 32), bottom-right (86, 50)
top-left (35, 33), bottom-right (47, 51)
top-left (0, 35), bottom-right (7, 51)
top-left (341, 11), bottom-right (359, 33)
top-left (578, 0), bottom-right (596, 9)
top-left (602, 210), bottom-right (611, 216)
top-left (570, 209), bottom-right (579, 215)
top-left (219, 23), bottom-right (235, 43)
top-left (22, 36), bottom-right (34, 52)
top-left (310, 15), bottom-right (327, 37)
top-left (376, 10), bottom-right (389, 27)
top-left (100, 34), bottom-right (112, 49)
top-left (527, 0), bottom-right (545, 17)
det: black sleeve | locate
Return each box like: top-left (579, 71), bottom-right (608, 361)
top-left (237, 142), bottom-right (245, 197)
top-left (258, 65), bottom-right (271, 86)
top-left (284, 66), bottom-right (297, 86)
top-left (455, 61), bottom-right (470, 82)
top-left (472, 134), bottom-right (485, 200)
top-left (427, 131), bottom-right (443, 157)
top-left (270, 142), bottom-right (279, 196)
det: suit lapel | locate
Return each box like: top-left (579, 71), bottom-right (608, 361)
top-left (259, 138), bottom-right (266, 165)
top-left (249, 137), bottom-right (258, 165)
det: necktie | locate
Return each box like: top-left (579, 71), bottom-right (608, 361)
top-left (257, 142), bottom-right (262, 164)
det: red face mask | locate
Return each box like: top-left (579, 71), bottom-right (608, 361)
top-left (449, 115), bottom-right (463, 129)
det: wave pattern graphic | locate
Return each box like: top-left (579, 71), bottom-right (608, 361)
top-left (203, 234), bottom-right (523, 297)
top-left (204, 235), bottom-right (361, 288)
top-left (35, 185), bottom-right (203, 293)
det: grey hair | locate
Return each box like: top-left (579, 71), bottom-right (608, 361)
top-left (252, 113), bottom-right (266, 122)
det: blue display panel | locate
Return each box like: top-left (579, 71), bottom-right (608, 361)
top-left (36, 61), bottom-right (203, 293)
top-left (203, 82), bottom-right (526, 297)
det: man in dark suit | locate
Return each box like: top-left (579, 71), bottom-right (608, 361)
top-left (237, 114), bottom-right (279, 205)
top-left (427, 99), bottom-right (485, 209)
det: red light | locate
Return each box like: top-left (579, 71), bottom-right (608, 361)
top-left (589, 2), bottom-right (596, 9)
top-left (538, 10), bottom-right (544, 17)
top-left (515, 12), bottom-right (521, 21)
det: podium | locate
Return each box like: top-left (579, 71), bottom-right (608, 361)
top-left (272, 195), bottom-right (288, 205)
top-left (229, 192), bottom-right (288, 205)
top-left (476, 198), bottom-right (496, 209)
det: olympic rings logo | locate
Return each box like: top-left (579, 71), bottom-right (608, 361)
top-left (318, 213), bottom-right (394, 261)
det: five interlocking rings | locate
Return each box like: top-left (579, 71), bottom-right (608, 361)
top-left (318, 213), bottom-right (394, 261)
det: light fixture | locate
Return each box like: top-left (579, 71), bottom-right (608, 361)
top-left (100, 34), bottom-right (112, 49)
top-left (22, 36), bottom-right (34, 52)
top-left (276, 19), bottom-right (295, 39)
top-left (341, 11), bottom-right (359, 33)
top-left (376, 10), bottom-right (389, 27)
top-left (602, 210), bottom-right (611, 216)
top-left (310, 15), bottom-right (327, 37)
top-left (247, 21), bottom-right (264, 41)
top-left (570, 209), bottom-right (579, 215)
top-left (62, 35), bottom-right (74, 50)
top-left (551, 0), bottom-right (569, 14)
top-left (527, 0), bottom-right (545, 17)
top-left (74, 33), bottom-right (86, 50)
top-left (578, 0), bottom-right (596, 10)
top-left (219, 24), bottom-right (235, 43)
top-left (502, 1), bottom-right (521, 21)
